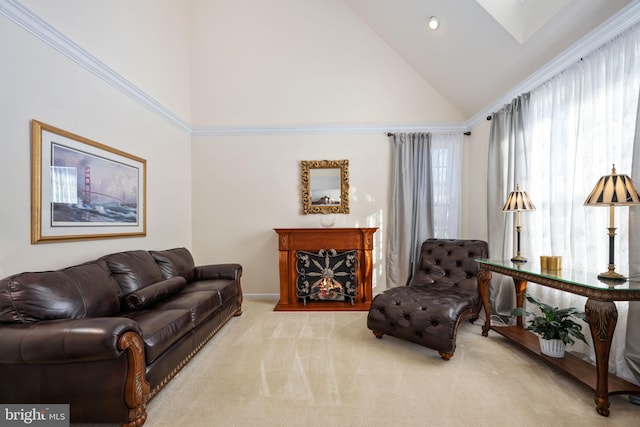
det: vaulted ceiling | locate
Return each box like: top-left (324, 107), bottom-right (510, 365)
top-left (344, 0), bottom-right (635, 121)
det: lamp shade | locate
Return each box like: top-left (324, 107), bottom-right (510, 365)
top-left (503, 184), bottom-right (536, 212)
top-left (584, 165), bottom-right (640, 206)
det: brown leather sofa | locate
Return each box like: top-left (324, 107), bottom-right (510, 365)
top-left (0, 247), bottom-right (242, 426)
top-left (367, 239), bottom-right (488, 360)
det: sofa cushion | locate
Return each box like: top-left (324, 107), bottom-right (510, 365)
top-left (154, 290), bottom-right (221, 326)
top-left (150, 248), bottom-right (195, 282)
top-left (123, 309), bottom-right (193, 364)
top-left (105, 250), bottom-right (164, 295)
top-left (0, 260), bottom-right (120, 323)
top-left (183, 279), bottom-right (238, 305)
top-left (124, 277), bottom-right (187, 310)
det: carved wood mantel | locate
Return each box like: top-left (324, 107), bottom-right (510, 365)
top-left (274, 228), bottom-right (377, 311)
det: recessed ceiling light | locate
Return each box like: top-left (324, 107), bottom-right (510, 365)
top-left (428, 16), bottom-right (440, 30)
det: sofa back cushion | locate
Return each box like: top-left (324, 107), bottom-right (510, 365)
top-left (0, 260), bottom-right (120, 323)
top-left (150, 248), bottom-right (195, 282)
top-left (105, 250), bottom-right (164, 295)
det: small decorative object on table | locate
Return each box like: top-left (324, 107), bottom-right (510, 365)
top-left (512, 294), bottom-right (587, 358)
top-left (540, 255), bottom-right (562, 271)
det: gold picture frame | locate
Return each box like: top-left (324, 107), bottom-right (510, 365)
top-left (301, 159), bottom-right (349, 214)
top-left (31, 120), bottom-right (147, 243)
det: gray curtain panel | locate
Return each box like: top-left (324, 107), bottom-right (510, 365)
top-left (487, 93), bottom-right (532, 318)
top-left (387, 132), bottom-right (434, 289)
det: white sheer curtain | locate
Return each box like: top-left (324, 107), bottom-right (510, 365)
top-left (387, 132), bottom-right (464, 289)
top-left (490, 23), bottom-right (640, 383)
top-left (431, 133), bottom-right (463, 238)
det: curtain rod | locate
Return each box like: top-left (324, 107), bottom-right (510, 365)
top-left (387, 131), bottom-right (471, 136)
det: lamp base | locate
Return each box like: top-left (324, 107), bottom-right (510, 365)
top-left (511, 255), bottom-right (528, 263)
top-left (597, 270), bottom-right (627, 283)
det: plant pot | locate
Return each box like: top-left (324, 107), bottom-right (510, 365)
top-left (539, 337), bottom-right (566, 358)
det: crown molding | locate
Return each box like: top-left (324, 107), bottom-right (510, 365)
top-left (191, 122), bottom-right (469, 136)
top-left (466, 0), bottom-right (640, 129)
top-left (0, 0), bottom-right (191, 133)
top-left (0, 0), bottom-right (466, 137)
top-left (4, 0), bottom-right (639, 137)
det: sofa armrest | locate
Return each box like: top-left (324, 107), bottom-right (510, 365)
top-left (0, 317), bottom-right (142, 364)
top-left (193, 263), bottom-right (242, 281)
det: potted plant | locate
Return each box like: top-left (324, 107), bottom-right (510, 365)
top-left (512, 294), bottom-right (588, 358)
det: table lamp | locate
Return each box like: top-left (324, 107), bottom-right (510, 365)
top-left (584, 164), bottom-right (640, 282)
top-left (503, 184), bottom-right (536, 263)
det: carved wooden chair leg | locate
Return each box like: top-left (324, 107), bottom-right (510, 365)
top-left (439, 352), bottom-right (454, 361)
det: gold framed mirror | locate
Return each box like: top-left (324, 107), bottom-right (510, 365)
top-left (301, 160), bottom-right (349, 214)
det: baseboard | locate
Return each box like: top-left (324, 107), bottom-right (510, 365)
top-left (244, 293), bottom-right (279, 300)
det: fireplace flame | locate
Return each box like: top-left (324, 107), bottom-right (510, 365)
top-left (319, 276), bottom-right (343, 298)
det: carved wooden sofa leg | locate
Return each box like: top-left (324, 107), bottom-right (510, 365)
top-left (439, 352), bottom-right (454, 361)
top-left (119, 332), bottom-right (151, 427)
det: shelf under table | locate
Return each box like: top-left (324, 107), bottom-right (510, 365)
top-left (491, 325), bottom-right (640, 396)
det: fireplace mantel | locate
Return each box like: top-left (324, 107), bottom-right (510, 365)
top-left (274, 227), bottom-right (377, 311)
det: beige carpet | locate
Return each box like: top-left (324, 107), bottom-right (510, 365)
top-left (80, 298), bottom-right (640, 426)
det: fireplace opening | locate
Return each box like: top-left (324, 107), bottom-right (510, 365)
top-left (295, 249), bottom-right (358, 305)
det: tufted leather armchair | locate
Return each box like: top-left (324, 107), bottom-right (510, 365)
top-left (367, 239), bottom-right (489, 360)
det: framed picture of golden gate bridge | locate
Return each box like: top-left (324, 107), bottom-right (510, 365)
top-left (31, 119), bottom-right (146, 243)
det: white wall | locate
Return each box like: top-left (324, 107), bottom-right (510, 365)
top-left (1, 0), bottom-right (482, 298)
top-left (462, 119), bottom-right (491, 241)
top-left (188, 0), bottom-right (467, 296)
top-left (19, 0), bottom-right (192, 121)
top-left (188, 0), bottom-right (464, 126)
top-left (192, 133), bottom-right (390, 295)
top-left (0, 2), bottom-right (192, 277)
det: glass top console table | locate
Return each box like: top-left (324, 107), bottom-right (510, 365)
top-left (475, 259), bottom-right (640, 417)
